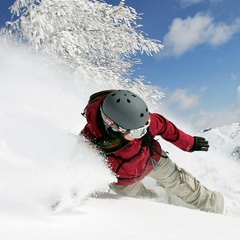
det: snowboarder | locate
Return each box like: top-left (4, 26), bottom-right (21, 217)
top-left (81, 89), bottom-right (224, 214)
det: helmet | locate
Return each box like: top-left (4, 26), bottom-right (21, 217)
top-left (101, 90), bottom-right (150, 130)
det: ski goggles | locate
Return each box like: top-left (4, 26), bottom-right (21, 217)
top-left (100, 108), bottom-right (150, 139)
top-left (127, 121), bottom-right (150, 139)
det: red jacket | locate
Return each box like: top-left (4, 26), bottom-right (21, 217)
top-left (81, 97), bottom-right (194, 186)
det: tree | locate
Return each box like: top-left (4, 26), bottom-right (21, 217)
top-left (2, 0), bottom-right (164, 103)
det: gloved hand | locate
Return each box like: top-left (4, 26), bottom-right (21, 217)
top-left (190, 136), bottom-right (209, 152)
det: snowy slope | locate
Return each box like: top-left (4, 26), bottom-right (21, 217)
top-left (1, 40), bottom-right (240, 240)
top-left (1, 196), bottom-right (240, 240)
top-left (201, 123), bottom-right (240, 154)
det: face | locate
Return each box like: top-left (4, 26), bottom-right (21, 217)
top-left (123, 134), bottom-right (135, 141)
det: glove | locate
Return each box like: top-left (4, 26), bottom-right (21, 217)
top-left (190, 136), bottom-right (209, 152)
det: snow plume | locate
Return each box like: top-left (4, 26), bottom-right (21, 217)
top-left (0, 39), bottom-right (116, 215)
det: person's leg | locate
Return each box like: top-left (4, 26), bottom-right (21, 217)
top-left (149, 151), bottom-right (224, 214)
top-left (110, 181), bottom-right (158, 198)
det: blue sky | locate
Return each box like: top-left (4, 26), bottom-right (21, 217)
top-left (0, 1), bottom-right (14, 27)
top-left (1, 0), bottom-right (240, 129)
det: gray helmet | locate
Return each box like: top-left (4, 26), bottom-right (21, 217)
top-left (101, 90), bottom-right (150, 129)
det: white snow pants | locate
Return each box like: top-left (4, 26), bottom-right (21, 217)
top-left (110, 151), bottom-right (224, 214)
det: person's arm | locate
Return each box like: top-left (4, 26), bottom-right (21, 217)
top-left (149, 113), bottom-right (209, 152)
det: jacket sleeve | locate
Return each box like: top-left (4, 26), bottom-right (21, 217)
top-left (149, 113), bottom-right (194, 152)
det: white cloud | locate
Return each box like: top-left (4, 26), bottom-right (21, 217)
top-left (161, 86), bottom-right (240, 130)
top-left (231, 73), bottom-right (238, 81)
top-left (189, 106), bottom-right (240, 130)
top-left (237, 86), bottom-right (240, 105)
top-left (185, 86), bottom-right (240, 129)
top-left (179, 0), bottom-right (222, 8)
top-left (179, 0), bottom-right (203, 8)
top-left (158, 13), bottom-right (240, 58)
top-left (168, 88), bottom-right (200, 111)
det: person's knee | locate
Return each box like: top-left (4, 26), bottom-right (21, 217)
top-left (176, 166), bottom-right (199, 192)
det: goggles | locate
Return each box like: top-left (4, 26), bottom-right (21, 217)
top-left (100, 107), bottom-right (150, 139)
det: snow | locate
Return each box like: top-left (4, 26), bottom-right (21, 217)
top-left (1, 196), bottom-right (240, 240)
top-left (1, 40), bottom-right (240, 240)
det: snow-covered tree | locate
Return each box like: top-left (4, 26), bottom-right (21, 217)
top-left (2, 0), bottom-right (164, 103)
